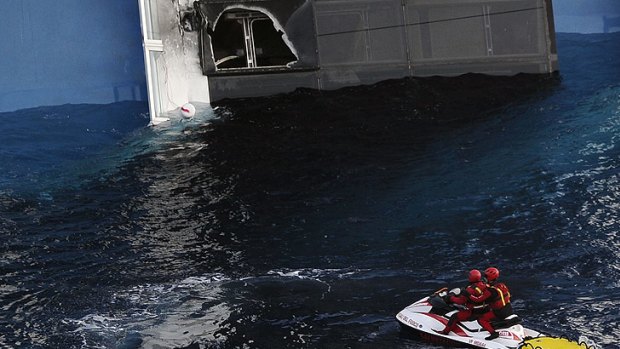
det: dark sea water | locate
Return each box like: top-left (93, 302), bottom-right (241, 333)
top-left (1, 33), bottom-right (619, 349)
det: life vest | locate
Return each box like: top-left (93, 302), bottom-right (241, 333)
top-left (465, 282), bottom-right (488, 310)
top-left (489, 282), bottom-right (511, 309)
top-left (467, 283), bottom-right (484, 297)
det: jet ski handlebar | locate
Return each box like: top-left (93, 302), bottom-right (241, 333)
top-left (428, 288), bottom-right (469, 314)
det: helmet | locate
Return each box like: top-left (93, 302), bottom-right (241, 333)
top-left (468, 269), bottom-right (482, 283)
top-left (485, 267), bottom-right (500, 281)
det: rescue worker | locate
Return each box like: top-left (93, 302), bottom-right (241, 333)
top-left (437, 269), bottom-right (489, 335)
top-left (469, 267), bottom-right (513, 340)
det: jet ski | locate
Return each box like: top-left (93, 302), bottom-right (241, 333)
top-left (396, 288), bottom-right (541, 349)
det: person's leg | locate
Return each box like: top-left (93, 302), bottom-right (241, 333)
top-left (439, 310), bottom-right (471, 334)
top-left (477, 311), bottom-right (498, 340)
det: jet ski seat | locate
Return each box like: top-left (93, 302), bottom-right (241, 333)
top-left (428, 294), bottom-right (454, 316)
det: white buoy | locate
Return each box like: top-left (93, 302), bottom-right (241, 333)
top-left (180, 103), bottom-right (196, 118)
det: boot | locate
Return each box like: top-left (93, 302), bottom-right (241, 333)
top-left (438, 328), bottom-right (450, 335)
top-left (485, 331), bottom-right (499, 340)
top-left (434, 327), bottom-right (451, 335)
top-left (437, 314), bottom-right (457, 335)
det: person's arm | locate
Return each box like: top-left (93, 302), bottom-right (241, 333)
top-left (449, 294), bottom-right (467, 305)
top-left (468, 288), bottom-right (494, 303)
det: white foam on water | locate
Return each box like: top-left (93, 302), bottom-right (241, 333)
top-left (65, 273), bottom-right (232, 349)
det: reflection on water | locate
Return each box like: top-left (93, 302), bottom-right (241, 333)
top-left (63, 274), bottom-right (232, 348)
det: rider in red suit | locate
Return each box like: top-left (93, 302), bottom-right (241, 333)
top-left (437, 269), bottom-right (489, 335)
top-left (468, 267), bottom-right (514, 340)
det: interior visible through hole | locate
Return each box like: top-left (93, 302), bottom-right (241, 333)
top-left (211, 10), bottom-right (297, 69)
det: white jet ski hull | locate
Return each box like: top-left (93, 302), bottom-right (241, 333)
top-left (396, 294), bottom-right (541, 349)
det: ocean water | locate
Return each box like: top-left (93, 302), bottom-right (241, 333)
top-left (1, 32), bottom-right (619, 349)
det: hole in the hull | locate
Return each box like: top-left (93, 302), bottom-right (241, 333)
top-left (210, 9), bottom-right (296, 70)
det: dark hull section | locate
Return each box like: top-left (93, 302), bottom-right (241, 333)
top-left (195, 0), bottom-right (558, 102)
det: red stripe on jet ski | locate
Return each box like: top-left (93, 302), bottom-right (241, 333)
top-left (422, 313), bottom-right (468, 337)
top-left (422, 313), bottom-right (448, 325)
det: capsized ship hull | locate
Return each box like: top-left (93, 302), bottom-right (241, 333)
top-left (139, 0), bottom-right (558, 123)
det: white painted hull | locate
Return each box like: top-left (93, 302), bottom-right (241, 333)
top-left (396, 294), bottom-right (542, 349)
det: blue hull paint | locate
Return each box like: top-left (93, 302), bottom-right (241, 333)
top-left (0, 0), bottom-right (146, 113)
